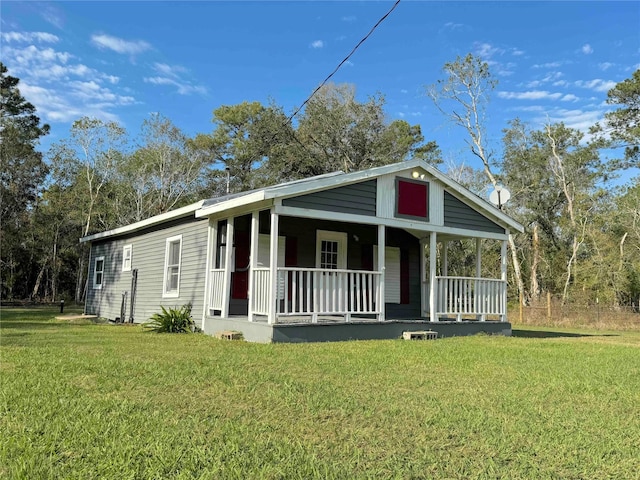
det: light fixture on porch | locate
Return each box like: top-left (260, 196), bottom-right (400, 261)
top-left (412, 170), bottom-right (426, 180)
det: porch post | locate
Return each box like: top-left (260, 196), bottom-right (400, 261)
top-left (476, 237), bottom-right (484, 321)
top-left (221, 217), bottom-right (234, 319)
top-left (420, 238), bottom-right (427, 316)
top-left (476, 238), bottom-right (482, 278)
top-left (377, 224), bottom-right (385, 322)
top-left (268, 208), bottom-right (279, 324)
top-left (442, 241), bottom-right (448, 276)
top-left (200, 217), bottom-right (216, 327)
top-left (501, 235), bottom-right (508, 322)
top-left (247, 211), bottom-right (259, 322)
top-left (429, 231), bottom-right (437, 322)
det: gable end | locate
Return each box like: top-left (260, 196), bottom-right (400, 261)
top-left (444, 192), bottom-right (504, 233)
top-left (282, 179), bottom-right (377, 216)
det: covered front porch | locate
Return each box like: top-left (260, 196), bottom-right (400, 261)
top-left (202, 209), bottom-right (509, 330)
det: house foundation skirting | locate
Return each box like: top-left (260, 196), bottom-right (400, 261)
top-left (202, 317), bottom-right (512, 343)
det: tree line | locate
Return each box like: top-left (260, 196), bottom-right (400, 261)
top-left (1, 58), bottom-right (638, 311)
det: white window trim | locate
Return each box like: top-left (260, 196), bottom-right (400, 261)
top-left (122, 244), bottom-right (132, 272)
top-left (93, 256), bottom-right (105, 290)
top-left (315, 230), bottom-right (348, 269)
top-left (163, 234), bottom-right (182, 298)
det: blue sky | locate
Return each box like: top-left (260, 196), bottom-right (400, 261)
top-left (2, 1), bottom-right (639, 183)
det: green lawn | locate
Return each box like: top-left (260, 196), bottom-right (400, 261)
top-left (1, 307), bottom-right (639, 479)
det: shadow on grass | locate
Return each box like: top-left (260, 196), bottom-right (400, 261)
top-left (512, 329), bottom-right (619, 338)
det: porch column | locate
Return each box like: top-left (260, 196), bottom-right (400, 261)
top-left (221, 217), bottom-right (234, 319)
top-left (501, 235), bottom-right (508, 322)
top-left (476, 238), bottom-right (484, 321)
top-left (429, 231), bottom-right (437, 322)
top-left (420, 238), bottom-right (428, 316)
top-left (267, 208), bottom-right (279, 324)
top-left (247, 211), bottom-right (259, 322)
top-left (476, 238), bottom-right (482, 278)
top-left (377, 224), bottom-right (385, 322)
top-left (201, 217), bottom-right (216, 326)
top-left (442, 241), bottom-right (448, 276)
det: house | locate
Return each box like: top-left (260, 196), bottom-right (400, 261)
top-left (81, 159), bottom-right (524, 342)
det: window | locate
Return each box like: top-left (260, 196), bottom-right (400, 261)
top-left (396, 177), bottom-right (429, 221)
top-left (315, 230), bottom-right (347, 270)
top-left (93, 256), bottom-right (105, 289)
top-left (163, 235), bottom-right (182, 297)
top-left (122, 244), bottom-right (132, 272)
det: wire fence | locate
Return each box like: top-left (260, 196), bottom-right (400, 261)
top-left (511, 294), bottom-right (639, 330)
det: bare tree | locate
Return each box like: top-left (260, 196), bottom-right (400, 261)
top-left (428, 54), bottom-right (526, 303)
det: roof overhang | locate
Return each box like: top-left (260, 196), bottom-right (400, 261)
top-left (79, 201), bottom-right (205, 243)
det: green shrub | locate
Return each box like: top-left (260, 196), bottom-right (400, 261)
top-left (145, 304), bottom-right (194, 333)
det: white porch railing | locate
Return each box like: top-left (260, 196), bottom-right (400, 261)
top-left (209, 269), bottom-right (225, 310)
top-left (252, 267), bottom-right (271, 315)
top-left (435, 276), bottom-right (506, 321)
top-left (251, 267), bottom-right (381, 322)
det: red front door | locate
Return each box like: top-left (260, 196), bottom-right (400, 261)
top-left (231, 231), bottom-right (250, 299)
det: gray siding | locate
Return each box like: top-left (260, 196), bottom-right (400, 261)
top-left (282, 180), bottom-right (377, 216)
top-left (444, 192), bottom-right (504, 233)
top-left (85, 216), bottom-right (209, 325)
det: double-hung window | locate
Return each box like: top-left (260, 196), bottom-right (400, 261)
top-left (93, 256), bottom-right (105, 289)
top-left (163, 235), bottom-right (182, 297)
top-left (122, 244), bottom-right (132, 272)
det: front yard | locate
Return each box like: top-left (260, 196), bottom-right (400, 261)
top-left (1, 307), bottom-right (638, 479)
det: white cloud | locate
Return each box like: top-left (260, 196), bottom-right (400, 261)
top-left (443, 22), bottom-right (464, 30)
top-left (575, 79), bottom-right (617, 93)
top-left (532, 61), bottom-right (563, 69)
top-left (143, 76), bottom-right (207, 96)
top-left (91, 34), bottom-right (151, 54)
top-left (400, 89), bottom-right (408, 94)
top-left (40, 5), bottom-right (65, 29)
top-left (527, 71), bottom-right (564, 87)
top-left (474, 42), bottom-right (503, 59)
top-left (1, 31), bottom-right (59, 43)
top-left (153, 62), bottom-right (188, 78)
top-left (341, 16), bottom-right (356, 22)
top-left (144, 62), bottom-right (206, 95)
top-left (544, 108), bottom-right (604, 133)
top-left (561, 94), bottom-right (579, 102)
top-left (581, 43), bottom-right (593, 54)
top-left (3, 40), bottom-right (134, 124)
top-left (310, 40), bottom-right (324, 49)
top-left (510, 48), bottom-right (525, 56)
top-left (20, 83), bottom-right (124, 123)
top-left (598, 62), bottom-right (615, 71)
top-left (498, 90), bottom-right (563, 100)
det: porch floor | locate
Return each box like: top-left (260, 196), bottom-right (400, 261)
top-left (204, 314), bottom-right (511, 343)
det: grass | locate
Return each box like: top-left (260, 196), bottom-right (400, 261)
top-left (1, 307), bottom-right (639, 479)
